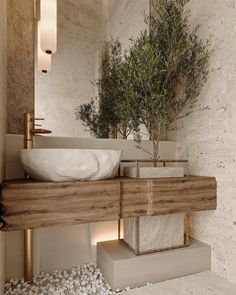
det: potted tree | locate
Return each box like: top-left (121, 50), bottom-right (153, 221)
top-left (77, 0), bottom-right (209, 179)
top-left (76, 0), bottom-right (210, 255)
top-left (119, 0), bottom-right (210, 255)
top-left (115, 0), bottom-right (209, 178)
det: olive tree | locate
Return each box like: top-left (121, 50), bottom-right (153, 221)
top-left (115, 0), bottom-right (210, 162)
top-left (76, 0), bottom-right (210, 162)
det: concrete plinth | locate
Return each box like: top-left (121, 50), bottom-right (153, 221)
top-left (97, 239), bottom-right (211, 291)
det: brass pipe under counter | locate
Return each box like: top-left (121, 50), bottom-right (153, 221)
top-left (23, 113), bottom-right (52, 282)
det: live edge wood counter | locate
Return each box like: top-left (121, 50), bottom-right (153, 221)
top-left (0, 176), bottom-right (217, 231)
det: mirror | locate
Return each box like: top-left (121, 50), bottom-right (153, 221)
top-left (35, 0), bottom-right (149, 138)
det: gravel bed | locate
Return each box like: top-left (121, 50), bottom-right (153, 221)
top-left (4, 263), bottom-right (117, 295)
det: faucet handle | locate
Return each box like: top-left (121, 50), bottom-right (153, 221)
top-left (34, 117), bottom-right (44, 121)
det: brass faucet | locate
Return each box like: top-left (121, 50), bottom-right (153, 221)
top-left (24, 113), bottom-right (52, 149)
top-left (23, 113), bottom-right (52, 282)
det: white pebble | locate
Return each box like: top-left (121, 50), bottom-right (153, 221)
top-left (4, 263), bottom-right (119, 295)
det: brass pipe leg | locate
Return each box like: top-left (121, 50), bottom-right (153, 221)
top-left (24, 229), bottom-right (33, 282)
top-left (134, 217), bottom-right (140, 255)
top-left (118, 219), bottom-right (121, 240)
top-left (184, 212), bottom-right (190, 246)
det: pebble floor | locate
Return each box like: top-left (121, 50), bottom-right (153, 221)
top-left (6, 267), bottom-right (236, 295)
top-left (4, 264), bottom-right (118, 295)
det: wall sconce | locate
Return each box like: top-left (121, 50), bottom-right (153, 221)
top-left (37, 21), bottom-right (51, 73)
top-left (40, 0), bottom-right (57, 54)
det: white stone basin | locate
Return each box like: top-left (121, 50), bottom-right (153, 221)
top-left (20, 149), bottom-right (122, 182)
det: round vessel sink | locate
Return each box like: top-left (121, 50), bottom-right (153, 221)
top-left (20, 149), bottom-right (122, 182)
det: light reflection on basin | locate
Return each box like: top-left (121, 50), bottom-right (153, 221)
top-left (20, 149), bottom-right (122, 182)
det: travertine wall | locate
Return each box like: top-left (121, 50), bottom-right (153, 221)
top-left (7, 0), bottom-right (35, 134)
top-left (169, 0), bottom-right (236, 284)
top-left (0, 0), bottom-right (7, 292)
top-left (35, 0), bottom-right (106, 137)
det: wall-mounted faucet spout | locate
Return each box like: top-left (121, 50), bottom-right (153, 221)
top-left (30, 128), bottom-right (52, 134)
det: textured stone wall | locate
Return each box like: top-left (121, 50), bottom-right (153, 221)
top-left (35, 0), bottom-right (106, 137)
top-left (0, 0), bottom-right (7, 292)
top-left (7, 0), bottom-right (35, 134)
top-left (169, 0), bottom-right (236, 284)
top-left (0, 0), bottom-right (7, 180)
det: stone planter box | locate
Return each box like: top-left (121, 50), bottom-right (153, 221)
top-left (123, 213), bottom-right (186, 254)
top-left (123, 164), bottom-right (186, 254)
top-left (123, 166), bottom-right (185, 178)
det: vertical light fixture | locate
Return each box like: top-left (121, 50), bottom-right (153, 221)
top-left (37, 21), bottom-right (51, 73)
top-left (40, 0), bottom-right (57, 54)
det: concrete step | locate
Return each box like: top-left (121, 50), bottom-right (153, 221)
top-left (97, 239), bottom-right (211, 291)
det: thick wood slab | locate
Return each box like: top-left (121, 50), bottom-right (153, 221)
top-left (121, 176), bottom-right (217, 217)
top-left (0, 176), bottom-right (217, 231)
top-left (1, 180), bottom-right (120, 231)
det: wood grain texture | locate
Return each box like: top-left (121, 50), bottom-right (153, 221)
top-left (120, 176), bottom-right (217, 217)
top-left (1, 180), bottom-right (120, 231)
top-left (0, 176), bottom-right (217, 231)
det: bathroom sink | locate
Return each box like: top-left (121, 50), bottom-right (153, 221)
top-left (20, 149), bottom-right (122, 181)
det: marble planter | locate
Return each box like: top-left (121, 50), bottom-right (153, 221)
top-left (124, 213), bottom-right (185, 253)
top-left (123, 166), bottom-right (185, 178)
top-left (123, 166), bottom-right (186, 254)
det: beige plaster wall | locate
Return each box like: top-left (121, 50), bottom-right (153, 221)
top-left (35, 0), bottom-right (106, 137)
top-left (7, 0), bottom-right (35, 135)
top-left (106, 0), bottom-right (150, 139)
top-left (107, 0), bottom-right (149, 50)
top-left (169, 0), bottom-right (236, 284)
top-left (0, 0), bottom-right (7, 292)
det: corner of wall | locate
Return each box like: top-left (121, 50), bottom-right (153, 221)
top-left (0, 0), bottom-right (7, 292)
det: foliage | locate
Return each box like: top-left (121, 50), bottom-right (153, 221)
top-left (77, 0), bottom-right (210, 161)
top-left (149, 0), bottom-right (210, 122)
top-left (76, 39), bottom-right (131, 138)
top-left (115, 30), bottom-right (167, 160)
top-left (115, 0), bottom-right (210, 161)
top-left (76, 98), bottom-right (110, 138)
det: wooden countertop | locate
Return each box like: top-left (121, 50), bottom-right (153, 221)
top-left (0, 176), bottom-right (217, 231)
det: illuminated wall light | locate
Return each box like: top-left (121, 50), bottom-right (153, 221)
top-left (91, 223), bottom-right (124, 246)
top-left (40, 0), bottom-right (57, 54)
top-left (38, 21), bottom-right (51, 73)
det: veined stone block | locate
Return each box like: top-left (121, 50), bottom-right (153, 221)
top-left (124, 214), bottom-right (185, 253)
